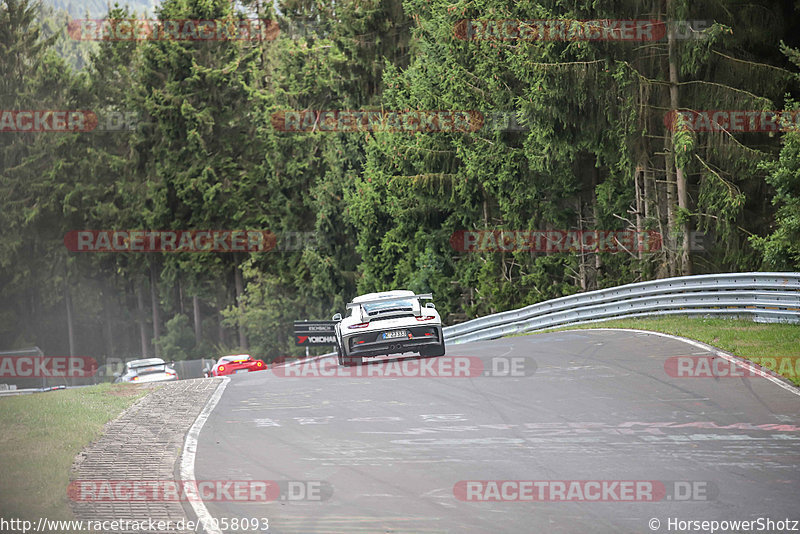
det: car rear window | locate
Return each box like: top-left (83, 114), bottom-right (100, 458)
top-left (363, 299), bottom-right (415, 314)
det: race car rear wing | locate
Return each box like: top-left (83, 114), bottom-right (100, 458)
top-left (345, 293), bottom-right (433, 310)
top-left (346, 293), bottom-right (433, 322)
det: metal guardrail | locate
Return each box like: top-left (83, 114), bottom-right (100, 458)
top-left (443, 272), bottom-right (800, 345)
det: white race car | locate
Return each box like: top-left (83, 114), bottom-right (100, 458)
top-left (114, 358), bottom-right (178, 383)
top-left (332, 290), bottom-right (445, 366)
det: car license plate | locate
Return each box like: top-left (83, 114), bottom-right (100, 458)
top-left (235, 369), bottom-right (247, 374)
top-left (382, 329), bottom-right (408, 339)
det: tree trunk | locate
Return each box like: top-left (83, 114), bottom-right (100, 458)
top-left (591, 163), bottom-right (601, 287)
top-left (150, 262), bottom-right (161, 358)
top-left (137, 279), bottom-right (148, 357)
top-left (103, 293), bottom-right (114, 363)
top-left (178, 277), bottom-right (185, 316)
top-left (663, 138), bottom-right (677, 277)
top-left (64, 260), bottom-right (75, 358)
top-left (667, 0), bottom-right (692, 275)
top-left (26, 287), bottom-right (35, 347)
top-left (193, 295), bottom-right (202, 346)
top-left (635, 164), bottom-right (644, 265)
top-left (218, 308), bottom-right (226, 347)
top-left (234, 261), bottom-right (248, 350)
top-left (576, 196), bottom-right (587, 291)
top-left (217, 282), bottom-right (228, 347)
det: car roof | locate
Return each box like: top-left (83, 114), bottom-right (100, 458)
top-left (351, 290), bottom-right (416, 303)
top-left (127, 358), bottom-right (165, 367)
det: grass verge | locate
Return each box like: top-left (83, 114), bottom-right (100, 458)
top-left (534, 316), bottom-right (800, 386)
top-left (0, 383), bottom-right (149, 522)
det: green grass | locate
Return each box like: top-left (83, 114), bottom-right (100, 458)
top-left (532, 316), bottom-right (800, 385)
top-left (0, 383), bottom-right (148, 522)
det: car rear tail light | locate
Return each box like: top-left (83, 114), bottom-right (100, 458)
top-left (348, 322), bottom-right (370, 329)
top-left (218, 365), bottom-right (225, 372)
top-left (256, 361), bottom-right (263, 367)
top-left (131, 376), bottom-right (139, 381)
top-left (416, 316), bottom-right (436, 321)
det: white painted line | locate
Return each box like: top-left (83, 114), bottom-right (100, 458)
top-left (585, 328), bottom-right (800, 398)
top-left (180, 377), bottom-right (230, 534)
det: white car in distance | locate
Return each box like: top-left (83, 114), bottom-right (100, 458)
top-left (114, 358), bottom-right (178, 383)
top-left (333, 290), bottom-right (445, 366)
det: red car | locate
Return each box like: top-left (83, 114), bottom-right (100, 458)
top-left (210, 354), bottom-right (266, 377)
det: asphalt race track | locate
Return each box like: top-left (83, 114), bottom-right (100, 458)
top-left (192, 330), bottom-right (800, 533)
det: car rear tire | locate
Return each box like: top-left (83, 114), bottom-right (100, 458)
top-left (342, 355), bottom-right (362, 367)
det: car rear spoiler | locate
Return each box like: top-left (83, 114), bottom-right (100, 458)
top-left (346, 294), bottom-right (433, 322)
top-left (345, 293), bottom-right (433, 310)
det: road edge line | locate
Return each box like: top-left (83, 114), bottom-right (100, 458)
top-left (581, 328), bottom-right (800, 398)
top-left (180, 377), bottom-right (230, 534)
